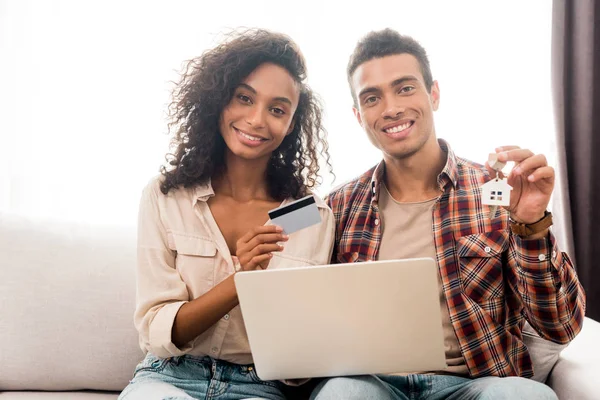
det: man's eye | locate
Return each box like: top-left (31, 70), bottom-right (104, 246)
top-left (365, 96), bottom-right (378, 104)
top-left (399, 86), bottom-right (415, 93)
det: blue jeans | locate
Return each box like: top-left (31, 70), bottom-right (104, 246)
top-left (310, 374), bottom-right (558, 400)
top-left (119, 353), bottom-right (285, 400)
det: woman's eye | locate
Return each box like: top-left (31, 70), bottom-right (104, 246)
top-left (237, 94), bottom-right (252, 103)
top-left (271, 107), bottom-right (285, 115)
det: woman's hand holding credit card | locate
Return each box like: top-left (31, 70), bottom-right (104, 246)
top-left (235, 195), bottom-right (321, 272)
top-left (267, 195), bottom-right (322, 235)
top-left (235, 226), bottom-right (289, 271)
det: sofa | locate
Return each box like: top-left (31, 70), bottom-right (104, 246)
top-left (1, 211), bottom-right (599, 399)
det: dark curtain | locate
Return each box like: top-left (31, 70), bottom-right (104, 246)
top-left (552, 0), bottom-right (600, 321)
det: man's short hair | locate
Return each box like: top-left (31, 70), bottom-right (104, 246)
top-left (347, 29), bottom-right (433, 105)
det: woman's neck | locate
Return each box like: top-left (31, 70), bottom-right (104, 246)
top-left (212, 151), bottom-right (271, 202)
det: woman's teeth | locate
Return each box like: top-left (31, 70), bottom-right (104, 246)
top-left (238, 129), bottom-right (263, 141)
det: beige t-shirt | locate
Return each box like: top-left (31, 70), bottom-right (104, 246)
top-left (134, 177), bottom-right (335, 364)
top-left (378, 183), bottom-right (468, 376)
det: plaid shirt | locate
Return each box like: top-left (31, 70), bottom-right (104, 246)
top-left (326, 140), bottom-right (586, 378)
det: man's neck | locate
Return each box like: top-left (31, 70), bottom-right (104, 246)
top-left (212, 151), bottom-right (271, 202)
top-left (383, 140), bottom-right (447, 203)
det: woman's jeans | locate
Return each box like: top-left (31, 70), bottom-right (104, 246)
top-left (118, 353), bottom-right (285, 400)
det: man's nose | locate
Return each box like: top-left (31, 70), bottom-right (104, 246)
top-left (382, 102), bottom-right (406, 119)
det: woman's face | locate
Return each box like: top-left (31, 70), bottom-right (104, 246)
top-left (219, 63), bottom-right (300, 163)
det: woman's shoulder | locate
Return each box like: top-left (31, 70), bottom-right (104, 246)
top-left (140, 175), bottom-right (204, 204)
top-left (141, 175), bottom-right (162, 193)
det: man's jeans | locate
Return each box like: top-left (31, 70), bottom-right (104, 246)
top-left (118, 353), bottom-right (285, 400)
top-left (310, 374), bottom-right (558, 400)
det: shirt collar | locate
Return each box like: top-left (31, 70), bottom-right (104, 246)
top-left (191, 179), bottom-right (329, 210)
top-left (370, 138), bottom-right (459, 203)
top-left (437, 139), bottom-right (459, 190)
top-left (192, 180), bottom-right (215, 207)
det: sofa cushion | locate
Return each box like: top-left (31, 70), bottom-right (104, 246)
top-left (547, 317), bottom-right (600, 400)
top-left (0, 212), bottom-right (142, 391)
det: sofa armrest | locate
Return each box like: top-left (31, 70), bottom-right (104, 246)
top-left (546, 317), bottom-right (600, 400)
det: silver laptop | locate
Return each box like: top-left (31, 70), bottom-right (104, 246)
top-left (234, 258), bottom-right (447, 380)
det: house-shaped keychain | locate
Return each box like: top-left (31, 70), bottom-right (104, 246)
top-left (481, 178), bottom-right (512, 207)
top-left (481, 152), bottom-right (513, 219)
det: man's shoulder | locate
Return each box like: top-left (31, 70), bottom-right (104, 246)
top-left (454, 155), bottom-right (489, 183)
top-left (326, 166), bottom-right (377, 207)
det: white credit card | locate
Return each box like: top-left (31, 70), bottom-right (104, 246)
top-left (267, 195), bottom-right (322, 235)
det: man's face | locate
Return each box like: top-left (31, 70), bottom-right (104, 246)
top-left (351, 54), bottom-right (440, 161)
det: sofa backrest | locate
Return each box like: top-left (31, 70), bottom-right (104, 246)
top-left (0, 212), bottom-right (142, 391)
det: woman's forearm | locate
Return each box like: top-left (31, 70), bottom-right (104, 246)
top-left (171, 275), bottom-right (239, 349)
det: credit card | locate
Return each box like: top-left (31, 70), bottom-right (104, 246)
top-left (267, 195), bottom-right (322, 235)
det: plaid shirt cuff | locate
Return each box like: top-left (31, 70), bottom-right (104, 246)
top-left (514, 231), bottom-right (563, 275)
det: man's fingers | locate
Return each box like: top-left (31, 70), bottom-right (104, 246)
top-left (512, 154), bottom-right (548, 176)
top-left (497, 148), bottom-right (535, 163)
top-left (495, 145), bottom-right (521, 153)
top-left (526, 166), bottom-right (555, 184)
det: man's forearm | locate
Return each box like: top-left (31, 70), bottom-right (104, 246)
top-left (509, 231), bottom-right (586, 343)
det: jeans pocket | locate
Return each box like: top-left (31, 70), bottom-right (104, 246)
top-left (239, 365), bottom-right (279, 388)
top-left (134, 353), bottom-right (171, 375)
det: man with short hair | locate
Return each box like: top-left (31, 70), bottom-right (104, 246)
top-left (312, 29), bottom-right (585, 399)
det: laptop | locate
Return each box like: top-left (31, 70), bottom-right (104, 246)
top-left (234, 258), bottom-right (447, 380)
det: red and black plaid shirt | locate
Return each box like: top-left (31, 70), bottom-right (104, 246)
top-left (326, 140), bottom-right (585, 378)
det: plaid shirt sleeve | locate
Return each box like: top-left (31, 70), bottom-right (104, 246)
top-left (506, 231), bottom-right (586, 344)
top-left (324, 191), bottom-right (343, 264)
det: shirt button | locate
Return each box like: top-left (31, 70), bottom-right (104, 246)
top-left (223, 314), bottom-right (230, 320)
top-left (538, 254), bottom-right (547, 261)
top-left (552, 250), bottom-right (557, 259)
top-left (484, 246), bottom-right (491, 253)
top-left (211, 347), bottom-right (218, 353)
top-left (374, 219), bottom-right (380, 226)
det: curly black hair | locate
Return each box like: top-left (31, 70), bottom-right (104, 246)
top-left (160, 28), bottom-right (331, 201)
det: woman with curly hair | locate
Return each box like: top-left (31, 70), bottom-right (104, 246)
top-left (119, 29), bottom-right (334, 400)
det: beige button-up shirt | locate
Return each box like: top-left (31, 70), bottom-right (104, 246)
top-left (135, 177), bottom-right (335, 364)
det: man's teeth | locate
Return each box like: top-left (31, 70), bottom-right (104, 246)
top-left (238, 130), bottom-right (263, 141)
top-left (385, 122), bottom-right (412, 133)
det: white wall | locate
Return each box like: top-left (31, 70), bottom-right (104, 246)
top-left (0, 0), bottom-right (554, 226)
